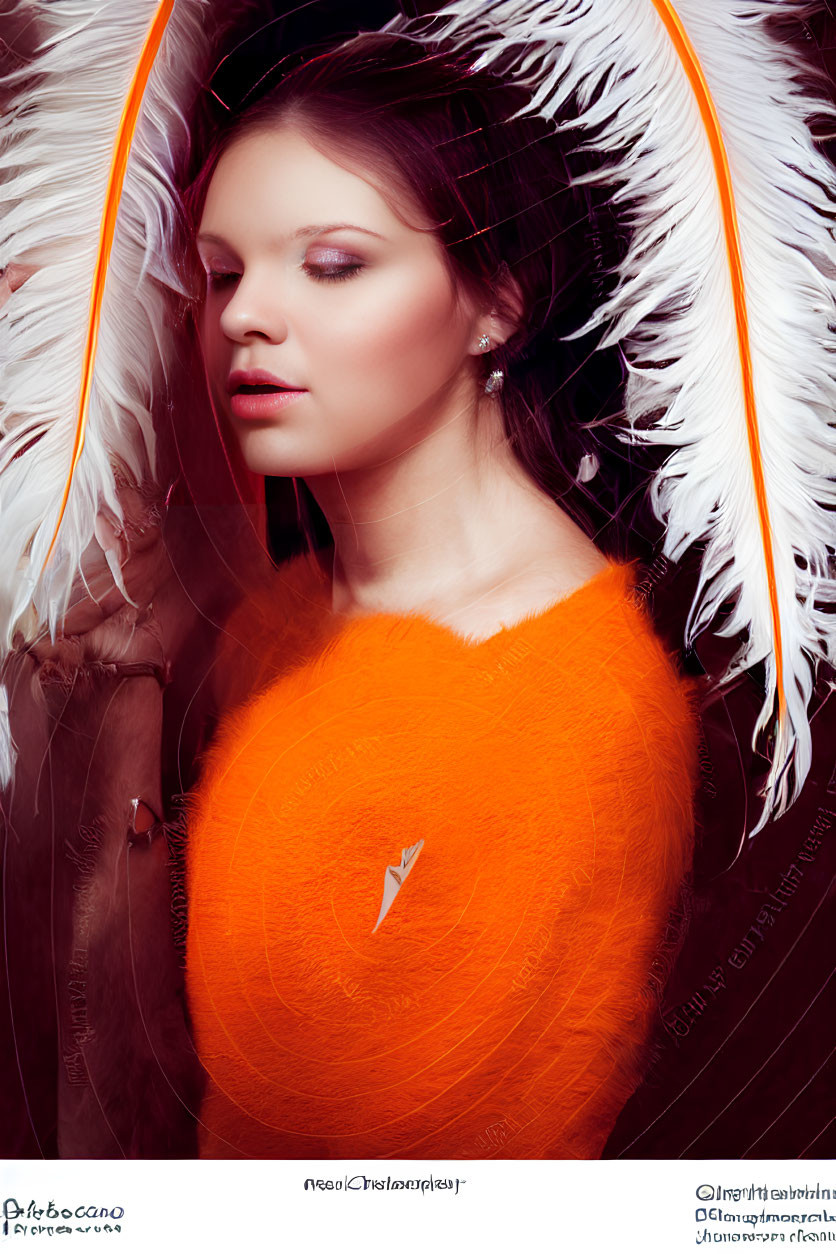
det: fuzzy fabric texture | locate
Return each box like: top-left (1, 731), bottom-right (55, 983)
top-left (185, 550), bottom-right (699, 1159)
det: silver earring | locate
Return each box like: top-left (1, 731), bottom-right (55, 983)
top-left (484, 369), bottom-right (504, 395)
top-left (477, 333), bottom-right (491, 353)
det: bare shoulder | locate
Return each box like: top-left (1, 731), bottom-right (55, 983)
top-left (511, 511), bottom-right (610, 601)
top-left (442, 514), bottom-right (611, 642)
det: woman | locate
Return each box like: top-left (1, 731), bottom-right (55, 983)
top-left (180, 31), bottom-right (698, 1160)
top-left (0, 0), bottom-right (833, 1160)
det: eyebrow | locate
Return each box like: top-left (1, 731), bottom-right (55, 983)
top-left (196, 223), bottom-right (385, 247)
top-left (296, 223), bottom-right (385, 241)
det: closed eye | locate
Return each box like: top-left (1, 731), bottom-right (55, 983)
top-left (302, 261), bottom-right (364, 283)
top-left (206, 270), bottom-right (241, 290)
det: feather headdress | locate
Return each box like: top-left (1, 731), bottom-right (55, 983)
top-left (0, 2), bottom-right (211, 640)
top-left (410, 0), bottom-right (836, 834)
top-left (1, 0), bottom-right (835, 834)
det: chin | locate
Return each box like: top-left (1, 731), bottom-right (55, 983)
top-left (236, 435), bottom-right (365, 480)
top-left (239, 446), bottom-right (338, 481)
top-left (234, 432), bottom-right (308, 479)
top-left (241, 452), bottom-right (309, 478)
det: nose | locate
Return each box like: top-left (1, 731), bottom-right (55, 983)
top-left (219, 272), bottom-right (288, 345)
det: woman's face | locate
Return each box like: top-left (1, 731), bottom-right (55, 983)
top-left (196, 125), bottom-right (484, 478)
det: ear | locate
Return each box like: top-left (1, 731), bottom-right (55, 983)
top-left (491, 263), bottom-right (525, 348)
top-left (472, 264), bottom-right (525, 353)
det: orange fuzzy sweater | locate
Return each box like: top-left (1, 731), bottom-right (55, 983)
top-left (185, 548), bottom-right (699, 1159)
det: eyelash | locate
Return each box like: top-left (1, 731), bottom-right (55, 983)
top-left (303, 261), bottom-right (364, 283)
top-left (204, 262), bottom-right (364, 289)
top-left (206, 271), bottom-right (238, 290)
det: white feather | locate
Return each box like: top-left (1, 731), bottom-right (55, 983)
top-left (427, 0), bottom-right (836, 834)
top-left (0, 0), bottom-right (211, 653)
top-left (0, 679), bottom-right (15, 789)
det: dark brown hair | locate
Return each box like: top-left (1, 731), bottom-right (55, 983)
top-left (186, 31), bottom-right (659, 560)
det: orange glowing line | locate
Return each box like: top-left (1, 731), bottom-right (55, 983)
top-left (651, 0), bottom-right (785, 718)
top-left (43, 0), bottom-right (175, 571)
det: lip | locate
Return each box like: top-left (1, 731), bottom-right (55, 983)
top-left (226, 367), bottom-right (308, 421)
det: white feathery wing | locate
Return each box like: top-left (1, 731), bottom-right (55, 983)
top-left (0, 0), bottom-right (210, 653)
top-left (429, 0), bottom-right (836, 834)
top-left (372, 839), bottom-right (425, 933)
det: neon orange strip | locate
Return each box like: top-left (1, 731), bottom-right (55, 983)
top-left (650, 0), bottom-right (785, 719)
top-left (43, 0), bottom-right (175, 570)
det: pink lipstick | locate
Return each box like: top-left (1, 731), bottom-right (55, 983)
top-left (227, 368), bottom-right (308, 420)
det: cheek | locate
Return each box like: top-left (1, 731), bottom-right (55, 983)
top-left (323, 266), bottom-right (470, 394)
top-left (199, 307), bottom-right (229, 377)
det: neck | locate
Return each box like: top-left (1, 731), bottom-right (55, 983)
top-left (301, 391), bottom-right (572, 614)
